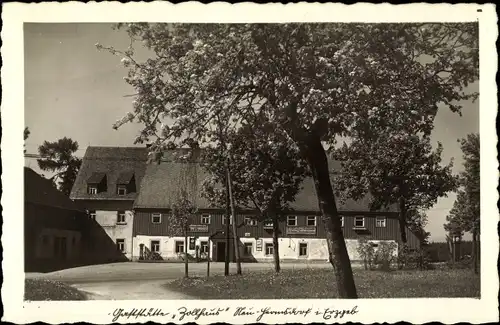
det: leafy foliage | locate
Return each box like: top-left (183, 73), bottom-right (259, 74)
top-left (373, 241), bottom-right (398, 271)
top-left (444, 133), bottom-right (480, 236)
top-left (24, 127), bottom-right (30, 153)
top-left (99, 23), bottom-right (477, 150)
top-left (356, 238), bottom-right (375, 270)
top-left (201, 115), bottom-right (308, 220)
top-left (333, 133), bottom-right (458, 238)
top-left (37, 137), bottom-right (82, 196)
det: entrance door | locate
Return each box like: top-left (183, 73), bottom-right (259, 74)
top-left (216, 242), bottom-right (226, 262)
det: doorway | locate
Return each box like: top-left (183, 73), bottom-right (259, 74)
top-left (53, 236), bottom-right (67, 260)
top-left (216, 242), bottom-right (226, 262)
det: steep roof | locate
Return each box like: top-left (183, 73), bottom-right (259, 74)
top-left (134, 150), bottom-right (397, 213)
top-left (25, 167), bottom-right (83, 211)
top-left (70, 146), bottom-right (149, 200)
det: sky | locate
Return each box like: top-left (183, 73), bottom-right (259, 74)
top-left (24, 23), bottom-right (479, 242)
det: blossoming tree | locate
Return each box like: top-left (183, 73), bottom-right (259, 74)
top-left (99, 23), bottom-right (478, 298)
top-left (202, 113), bottom-right (308, 273)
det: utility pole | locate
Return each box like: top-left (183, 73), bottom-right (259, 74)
top-left (227, 159), bottom-right (242, 275)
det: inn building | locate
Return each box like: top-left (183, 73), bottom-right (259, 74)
top-left (71, 147), bottom-right (421, 263)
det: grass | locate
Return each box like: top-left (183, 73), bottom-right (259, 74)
top-left (25, 279), bottom-right (88, 301)
top-left (165, 268), bottom-right (480, 299)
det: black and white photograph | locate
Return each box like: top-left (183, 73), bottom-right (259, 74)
top-left (1, 2), bottom-right (498, 324)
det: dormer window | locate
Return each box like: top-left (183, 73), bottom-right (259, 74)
top-left (87, 172), bottom-right (107, 194)
top-left (117, 185), bottom-right (127, 196)
top-left (116, 171), bottom-right (136, 195)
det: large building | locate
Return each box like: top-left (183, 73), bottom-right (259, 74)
top-left (69, 146), bottom-right (149, 261)
top-left (24, 167), bottom-right (87, 272)
top-left (71, 147), bottom-right (420, 263)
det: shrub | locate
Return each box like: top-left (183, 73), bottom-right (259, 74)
top-left (446, 255), bottom-right (473, 270)
top-left (373, 242), bottom-right (398, 271)
top-left (356, 238), bottom-right (375, 270)
top-left (397, 244), bottom-right (410, 269)
top-left (406, 249), bottom-right (432, 270)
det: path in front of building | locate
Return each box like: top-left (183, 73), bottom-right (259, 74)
top-left (25, 262), bottom-right (335, 300)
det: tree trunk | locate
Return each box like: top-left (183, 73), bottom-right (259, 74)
top-left (227, 162), bottom-right (242, 275)
top-left (398, 197), bottom-right (408, 244)
top-left (472, 229), bottom-right (478, 274)
top-left (272, 217), bottom-right (281, 273)
top-left (184, 229), bottom-right (189, 278)
top-left (299, 134), bottom-right (357, 298)
top-left (398, 198), bottom-right (408, 270)
top-left (207, 239), bottom-right (211, 277)
top-left (225, 190), bottom-right (230, 276)
top-left (283, 102), bottom-right (356, 298)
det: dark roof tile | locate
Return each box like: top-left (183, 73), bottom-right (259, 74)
top-left (87, 172), bottom-right (106, 184)
top-left (70, 146), bottom-right (149, 200)
top-left (134, 150), bottom-right (397, 213)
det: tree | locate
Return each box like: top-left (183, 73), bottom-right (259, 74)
top-left (202, 115), bottom-right (308, 273)
top-left (24, 127), bottom-right (30, 153)
top-left (444, 133), bottom-right (479, 272)
top-left (37, 137), bottom-right (82, 196)
top-left (167, 147), bottom-right (200, 278)
top-left (100, 23), bottom-right (478, 298)
top-left (171, 190), bottom-right (197, 278)
top-left (333, 132), bottom-right (458, 256)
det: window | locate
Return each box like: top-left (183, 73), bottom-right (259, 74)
top-left (287, 215), bottom-right (297, 226)
top-left (244, 242), bottom-right (253, 255)
top-left (265, 243), bottom-right (274, 256)
top-left (151, 240), bottom-right (160, 253)
top-left (354, 217), bottom-right (365, 228)
top-left (116, 239), bottom-right (125, 252)
top-left (340, 216), bottom-right (344, 227)
top-left (89, 210), bottom-right (96, 220)
top-left (376, 217), bottom-right (387, 228)
top-left (222, 215), bottom-right (233, 225)
top-left (200, 241), bottom-right (209, 254)
top-left (117, 211), bottom-right (126, 224)
top-left (175, 241), bottom-right (185, 253)
top-left (151, 213), bottom-right (162, 224)
top-left (244, 217), bottom-right (257, 226)
top-left (201, 214), bottom-right (211, 224)
top-left (307, 216), bottom-right (316, 226)
top-left (117, 185), bottom-right (127, 196)
top-left (299, 243), bottom-right (308, 256)
top-left (88, 186), bottom-right (98, 194)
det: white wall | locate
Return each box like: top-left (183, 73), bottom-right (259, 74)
top-left (95, 210), bottom-right (134, 259)
top-left (133, 235), bottom-right (212, 261)
top-left (131, 236), bottom-right (397, 262)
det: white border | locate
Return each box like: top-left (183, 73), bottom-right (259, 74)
top-left (2, 2), bottom-right (498, 324)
